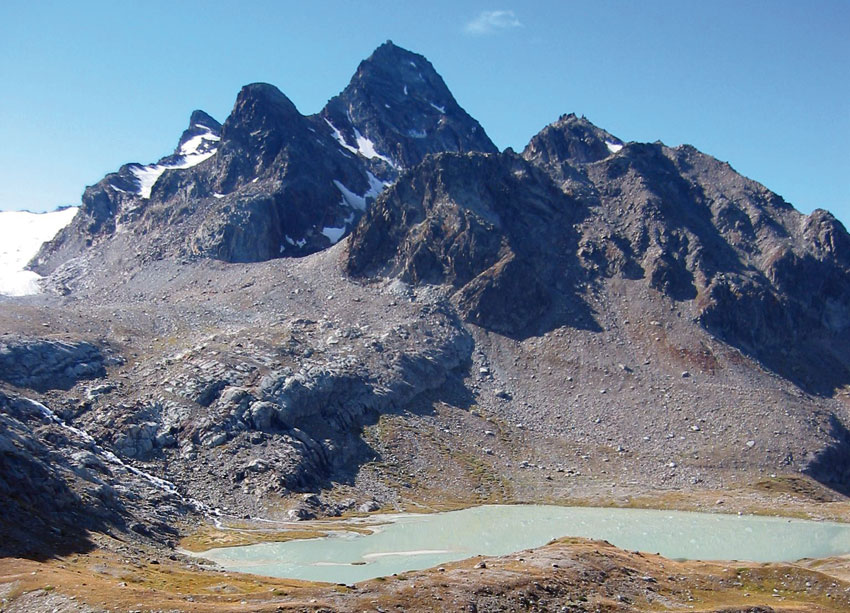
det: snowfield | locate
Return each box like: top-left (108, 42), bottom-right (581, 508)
top-left (0, 207), bottom-right (79, 296)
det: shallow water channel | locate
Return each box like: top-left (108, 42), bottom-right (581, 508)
top-left (200, 505), bottom-right (850, 584)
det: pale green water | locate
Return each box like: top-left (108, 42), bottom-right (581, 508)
top-left (200, 505), bottom-right (850, 584)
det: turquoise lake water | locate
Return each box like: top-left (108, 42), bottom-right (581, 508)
top-left (199, 504), bottom-right (850, 584)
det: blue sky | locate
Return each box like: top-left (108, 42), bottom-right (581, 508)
top-left (1, 1), bottom-right (848, 225)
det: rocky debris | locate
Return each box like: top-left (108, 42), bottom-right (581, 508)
top-left (0, 391), bottom-right (186, 557)
top-left (112, 421), bottom-right (161, 459)
top-left (358, 500), bottom-right (380, 513)
top-left (0, 338), bottom-right (108, 391)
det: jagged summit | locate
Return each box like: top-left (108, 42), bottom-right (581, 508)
top-left (225, 83), bottom-right (301, 130)
top-left (188, 109), bottom-right (220, 129)
top-left (320, 41), bottom-right (497, 169)
top-left (523, 113), bottom-right (624, 167)
top-left (32, 43), bottom-right (500, 271)
top-left (172, 110), bottom-right (222, 163)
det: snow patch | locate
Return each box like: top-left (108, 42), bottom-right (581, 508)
top-left (325, 119), bottom-right (360, 156)
top-left (605, 140), bottom-right (623, 154)
top-left (213, 192), bottom-right (225, 199)
top-left (403, 85), bottom-right (408, 96)
top-left (334, 180), bottom-right (367, 211)
top-left (366, 171), bottom-right (389, 199)
top-left (334, 172), bottom-right (389, 213)
top-left (353, 129), bottom-right (394, 165)
top-left (0, 207), bottom-right (79, 296)
top-left (285, 235), bottom-right (306, 248)
top-left (325, 119), bottom-right (395, 166)
top-left (321, 225), bottom-right (346, 244)
top-left (130, 128), bottom-right (219, 199)
top-left (130, 165), bottom-right (167, 199)
top-left (408, 128), bottom-right (427, 139)
top-left (429, 102), bottom-right (446, 114)
top-left (178, 128), bottom-right (220, 157)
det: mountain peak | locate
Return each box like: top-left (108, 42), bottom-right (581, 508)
top-left (368, 39), bottom-right (415, 61)
top-left (523, 113), bottom-right (624, 169)
top-left (320, 42), bottom-right (497, 169)
top-left (353, 41), bottom-right (452, 105)
top-left (221, 83), bottom-right (303, 151)
top-left (232, 82), bottom-right (300, 115)
top-left (188, 109), bottom-right (221, 132)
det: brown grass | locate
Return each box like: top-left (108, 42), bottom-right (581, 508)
top-left (180, 521), bottom-right (374, 552)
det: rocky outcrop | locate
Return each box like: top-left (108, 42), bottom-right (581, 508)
top-left (346, 151), bottom-right (596, 338)
top-left (0, 338), bottom-right (108, 391)
top-left (0, 391), bottom-right (185, 557)
top-left (174, 313), bottom-right (474, 492)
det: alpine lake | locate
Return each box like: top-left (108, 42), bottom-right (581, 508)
top-left (197, 504), bottom-right (850, 584)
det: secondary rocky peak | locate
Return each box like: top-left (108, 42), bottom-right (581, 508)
top-left (346, 151), bottom-right (593, 337)
top-left (221, 83), bottom-right (303, 146)
top-left (320, 42), bottom-right (497, 170)
top-left (802, 209), bottom-right (850, 264)
top-left (523, 113), bottom-right (625, 168)
top-left (188, 109), bottom-right (221, 131)
top-left (168, 110), bottom-right (221, 162)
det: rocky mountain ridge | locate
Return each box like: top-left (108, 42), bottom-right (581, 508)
top-left (32, 41), bottom-right (495, 273)
top-left (3, 40), bottom-right (850, 570)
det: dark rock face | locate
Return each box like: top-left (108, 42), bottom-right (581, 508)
top-left (321, 40), bottom-right (498, 170)
top-left (0, 339), bottom-right (107, 391)
top-left (0, 393), bottom-right (107, 557)
top-left (0, 391), bottom-right (184, 557)
top-left (32, 42), bottom-right (497, 273)
top-left (805, 414), bottom-right (850, 496)
top-left (520, 114), bottom-right (850, 394)
top-left (346, 151), bottom-right (596, 338)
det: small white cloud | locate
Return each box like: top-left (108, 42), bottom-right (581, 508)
top-left (464, 10), bottom-right (522, 36)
